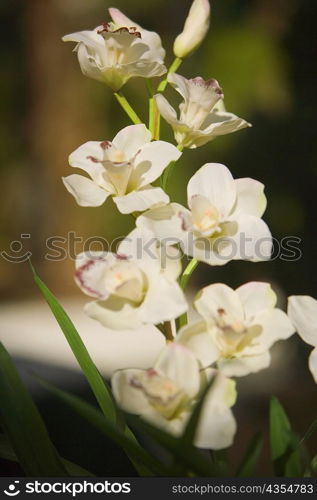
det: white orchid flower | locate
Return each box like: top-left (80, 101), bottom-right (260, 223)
top-left (177, 282), bottom-right (295, 377)
top-left (154, 73), bottom-right (250, 148)
top-left (288, 295), bottom-right (317, 382)
top-left (174, 0), bottom-right (211, 58)
top-left (63, 124), bottom-right (182, 214)
top-left (62, 18), bottom-right (166, 91)
top-left (112, 343), bottom-right (237, 449)
top-left (137, 163), bottom-right (272, 266)
top-left (75, 228), bottom-right (187, 330)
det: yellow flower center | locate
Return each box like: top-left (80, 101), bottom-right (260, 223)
top-left (111, 150), bottom-right (126, 163)
top-left (215, 308), bottom-right (262, 358)
top-left (130, 370), bottom-right (186, 420)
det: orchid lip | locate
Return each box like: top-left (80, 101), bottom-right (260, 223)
top-left (116, 253), bottom-right (129, 261)
top-left (178, 211), bottom-right (190, 231)
top-left (75, 258), bottom-right (107, 299)
top-left (97, 22), bottom-right (141, 38)
top-left (129, 372), bottom-right (185, 418)
top-left (100, 141), bottom-right (111, 150)
top-left (191, 77), bottom-right (224, 98)
top-left (86, 155), bottom-right (100, 163)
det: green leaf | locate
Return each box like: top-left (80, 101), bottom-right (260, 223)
top-left (31, 264), bottom-right (116, 423)
top-left (61, 459), bottom-right (94, 477)
top-left (300, 418), bottom-right (317, 446)
top-left (31, 264), bottom-right (145, 474)
top-left (311, 455), bottom-right (317, 476)
top-left (0, 343), bottom-right (67, 476)
top-left (236, 432), bottom-right (263, 477)
top-left (270, 397), bottom-right (302, 477)
top-left (0, 433), bottom-right (94, 476)
top-left (270, 397), bottom-right (291, 461)
top-left (286, 448), bottom-right (304, 477)
top-left (126, 414), bottom-right (214, 477)
top-left (35, 376), bottom-right (170, 476)
top-left (0, 434), bottom-right (16, 462)
top-left (212, 450), bottom-right (230, 477)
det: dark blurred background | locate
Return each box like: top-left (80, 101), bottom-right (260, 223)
top-left (1, 0), bottom-right (317, 476)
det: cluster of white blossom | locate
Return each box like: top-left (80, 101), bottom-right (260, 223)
top-left (62, 0), bottom-right (315, 450)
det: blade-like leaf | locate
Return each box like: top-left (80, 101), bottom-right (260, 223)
top-left (0, 343), bottom-right (67, 476)
top-left (236, 432), bottom-right (263, 477)
top-left (35, 376), bottom-right (170, 476)
top-left (270, 397), bottom-right (302, 477)
top-left (0, 434), bottom-right (16, 462)
top-left (31, 264), bottom-right (144, 472)
top-left (0, 433), bottom-right (94, 476)
top-left (311, 455), bottom-right (317, 476)
top-left (60, 459), bottom-right (94, 477)
top-left (126, 414), bottom-right (214, 477)
top-left (31, 264), bottom-right (116, 423)
top-left (300, 419), bottom-right (317, 446)
top-left (285, 447), bottom-right (304, 477)
top-left (212, 450), bottom-right (230, 477)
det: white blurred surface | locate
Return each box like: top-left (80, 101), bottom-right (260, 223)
top-left (0, 298), bottom-right (165, 377)
top-left (0, 294), bottom-right (299, 396)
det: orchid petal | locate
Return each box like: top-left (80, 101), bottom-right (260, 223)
top-left (154, 344), bottom-right (200, 397)
top-left (288, 295), bottom-right (317, 347)
top-left (113, 186), bottom-right (169, 214)
top-left (62, 174), bottom-right (109, 207)
top-left (187, 164), bottom-right (236, 218)
top-left (234, 178), bottom-right (267, 218)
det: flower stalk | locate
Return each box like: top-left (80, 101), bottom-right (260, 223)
top-left (161, 144), bottom-right (184, 192)
top-left (114, 91), bottom-right (142, 125)
top-left (180, 258), bottom-right (199, 290)
top-left (178, 258), bottom-right (199, 328)
top-left (146, 80), bottom-right (160, 140)
top-left (157, 56), bottom-right (183, 93)
top-left (163, 321), bottom-right (175, 342)
top-left (155, 57), bottom-right (183, 139)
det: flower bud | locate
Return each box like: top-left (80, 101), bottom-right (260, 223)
top-left (173, 0), bottom-right (210, 58)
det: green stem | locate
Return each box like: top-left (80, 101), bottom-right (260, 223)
top-left (157, 57), bottom-right (183, 92)
top-left (180, 258), bottom-right (199, 290)
top-left (146, 80), bottom-right (155, 134)
top-left (152, 102), bottom-right (160, 140)
top-left (161, 144), bottom-right (184, 192)
top-left (114, 91), bottom-right (142, 124)
top-left (178, 259), bottom-right (199, 329)
top-left (146, 80), bottom-right (160, 140)
top-left (163, 321), bottom-right (174, 342)
top-left (155, 57), bottom-right (182, 140)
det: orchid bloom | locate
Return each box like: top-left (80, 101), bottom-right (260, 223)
top-left (174, 0), bottom-right (211, 59)
top-left (75, 228), bottom-right (187, 330)
top-left (288, 295), bottom-right (317, 382)
top-left (62, 15), bottom-right (166, 91)
top-left (177, 282), bottom-right (295, 377)
top-left (154, 73), bottom-right (250, 148)
top-left (112, 343), bottom-right (237, 449)
top-left (63, 124), bottom-right (181, 214)
top-left (137, 163), bottom-right (272, 266)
